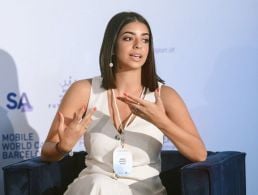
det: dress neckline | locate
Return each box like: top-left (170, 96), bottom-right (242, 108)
top-left (104, 88), bottom-right (147, 133)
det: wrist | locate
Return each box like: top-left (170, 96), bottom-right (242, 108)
top-left (55, 142), bottom-right (71, 155)
top-left (157, 115), bottom-right (173, 132)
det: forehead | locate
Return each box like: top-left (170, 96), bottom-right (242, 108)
top-left (119, 21), bottom-right (149, 35)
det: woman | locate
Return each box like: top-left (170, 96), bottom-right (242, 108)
top-left (41, 11), bottom-right (207, 195)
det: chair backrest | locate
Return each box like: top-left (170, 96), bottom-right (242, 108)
top-left (2, 152), bottom-right (86, 195)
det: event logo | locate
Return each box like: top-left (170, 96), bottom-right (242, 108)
top-left (48, 76), bottom-right (76, 109)
top-left (155, 47), bottom-right (175, 54)
top-left (6, 92), bottom-right (33, 112)
top-left (1, 132), bottom-right (39, 160)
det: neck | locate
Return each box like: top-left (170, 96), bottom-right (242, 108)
top-left (114, 70), bottom-right (142, 96)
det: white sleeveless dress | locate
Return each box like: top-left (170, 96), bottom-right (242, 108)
top-left (64, 76), bottom-right (167, 195)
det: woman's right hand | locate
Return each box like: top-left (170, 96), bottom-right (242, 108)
top-left (57, 106), bottom-right (96, 153)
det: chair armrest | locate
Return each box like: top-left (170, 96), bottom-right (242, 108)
top-left (160, 150), bottom-right (193, 172)
top-left (181, 151), bottom-right (246, 195)
top-left (160, 150), bottom-right (200, 194)
top-left (2, 151), bottom-right (86, 195)
top-left (160, 151), bottom-right (246, 195)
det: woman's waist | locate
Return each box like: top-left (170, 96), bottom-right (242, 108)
top-left (85, 155), bottom-right (161, 168)
top-left (83, 158), bottom-right (161, 179)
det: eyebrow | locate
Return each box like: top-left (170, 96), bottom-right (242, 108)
top-left (121, 31), bottom-right (149, 36)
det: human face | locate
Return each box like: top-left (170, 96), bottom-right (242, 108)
top-left (115, 21), bottom-right (150, 71)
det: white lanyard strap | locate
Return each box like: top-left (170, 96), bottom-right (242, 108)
top-left (111, 87), bottom-right (145, 146)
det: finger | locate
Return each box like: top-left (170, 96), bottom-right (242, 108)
top-left (118, 96), bottom-right (143, 114)
top-left (154, 88), bottom-right (161, 104)
top-left (81, 107), bottom-right (97, 128)
top-left (58, 112), bottom-right (65, 137)
top-left (117, 96), bottom-right (136, 105)
top-left (72, 106), bottom-right (85, 124)
top-left (129, 105), bottom-right (140, 115)
top-left (77, 106), bottom-right (86, 120)
top-left (123, 92), bottom-right (147, 106)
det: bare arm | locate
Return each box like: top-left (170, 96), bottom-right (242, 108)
top-left (40, 79), bottom-right (95, 162)
top-left (158, 86), bottom-right (206, 161)
top-left (118, 86), bottom-right (207, 162)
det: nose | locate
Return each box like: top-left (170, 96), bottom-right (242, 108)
top-left (133, 39), bottom-right (142, 49)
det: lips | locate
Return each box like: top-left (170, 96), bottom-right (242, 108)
top-left (129, 53), bottom-right (142, 60)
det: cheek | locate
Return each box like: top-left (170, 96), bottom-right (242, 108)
top-left (116, 44), bottom-right (130, 57)
top-left (143, 46), bottom-right (149, 56)
top-left (115, 49), bottom-right (127, 63)
top-left (116, 49), bottom-right (125, 60)
top-left (146, 47), bottom-right (149, 53)
top-left (142, 47), bottom-right (149, 62)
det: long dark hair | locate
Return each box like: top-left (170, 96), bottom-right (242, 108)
top-left (99, 11), bottom-right (164, 91)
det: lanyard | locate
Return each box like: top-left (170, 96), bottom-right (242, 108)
top-left (111, 87), bottom-right (145, 147)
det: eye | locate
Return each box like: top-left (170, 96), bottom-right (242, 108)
top-left (123, 36), bottom-right (133, 41)
top-left (142, 38), bottom-right (149, 43)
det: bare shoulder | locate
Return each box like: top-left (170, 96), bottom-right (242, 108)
top-left (68, 79), bottom-right (92, 94)
top-left (61, 79), bottom-right (91, 102)
top-left (160, 85), bottom-right (197, 131)
top-left (160, 85), bottom-right (188, 114)
top-left (160, 85), bottom-right (182, 102)
top-left (58, 78), bottom-right (92, 115)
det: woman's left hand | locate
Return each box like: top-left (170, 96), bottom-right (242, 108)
top-left (117, 89), bottom-right (167, 127)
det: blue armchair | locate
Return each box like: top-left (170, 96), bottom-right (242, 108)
top-left (2, 150), bottom-right (246, 195)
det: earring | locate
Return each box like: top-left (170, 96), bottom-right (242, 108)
top-left (109, 62), bottom-right (113, 68)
